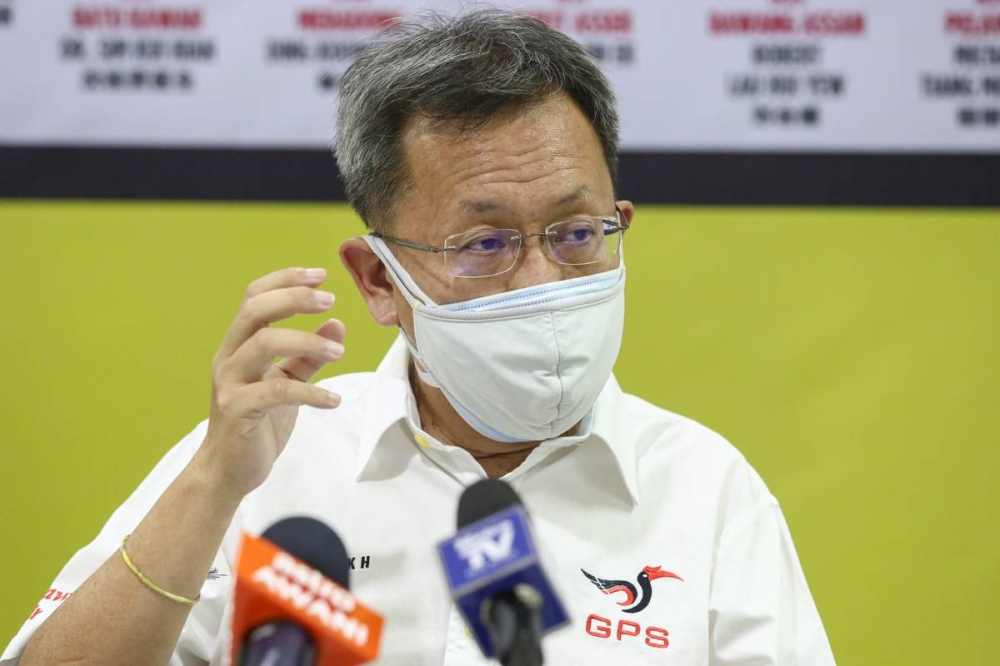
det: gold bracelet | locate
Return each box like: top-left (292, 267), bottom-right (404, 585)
top-left (120, 535), bottom-right (199, 607)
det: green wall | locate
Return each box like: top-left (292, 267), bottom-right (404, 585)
top-left (1, 201), bottom-right (997, 663)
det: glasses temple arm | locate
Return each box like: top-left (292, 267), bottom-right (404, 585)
top-left (369, 232), bottom-right (452, 254)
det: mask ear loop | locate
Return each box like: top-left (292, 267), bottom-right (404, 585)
top-left (361, 234), bottom-right (443, 388)
top-left (616, 211), bottom-right (627, 266)
top-left (361, 234), bottom-right (440, 308)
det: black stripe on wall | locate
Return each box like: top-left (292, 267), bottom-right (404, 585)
top-left (1, 146), bottom-right (997, 206)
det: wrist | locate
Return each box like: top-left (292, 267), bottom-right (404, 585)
top-left (184, 448), bottom-right (251, 509)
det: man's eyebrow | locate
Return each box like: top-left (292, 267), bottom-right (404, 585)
top-left (554, 185), bottom-right (590, 207)
top-left (458, 186), bottom-right (592, 215)
top-left (460, 200), bottom-right (511, 215)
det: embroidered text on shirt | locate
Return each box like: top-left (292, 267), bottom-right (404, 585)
top-left (349, 555), bottom-right (371, 570)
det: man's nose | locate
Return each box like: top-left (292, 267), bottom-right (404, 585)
top-left (507, 235), bottom-right (566, 290)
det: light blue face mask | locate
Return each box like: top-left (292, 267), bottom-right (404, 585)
top-left (364, 235), bottom-right (626, 443)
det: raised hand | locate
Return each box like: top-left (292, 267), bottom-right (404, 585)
top-left (195, 267), bottom-right (346, 498)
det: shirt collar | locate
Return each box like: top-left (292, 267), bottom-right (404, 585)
top-left (354, 336), bottom-right (412, 482)
top-left (354, 335), bottom-right (639, 506)
top-left (579, 373), bottom-right (639, 506)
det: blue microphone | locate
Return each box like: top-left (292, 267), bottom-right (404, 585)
top-left (437, 479), bottom-right (569, 665)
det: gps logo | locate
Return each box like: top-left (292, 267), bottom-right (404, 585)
top-left (453, 519), bottom-right (515, 572)
top-left (585, 614), bottom-right (670, 650)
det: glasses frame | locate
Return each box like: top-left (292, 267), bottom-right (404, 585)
top-left (370, 205), bottom-right (629, 279)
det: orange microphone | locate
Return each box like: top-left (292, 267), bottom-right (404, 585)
top-left (231, 517), bottom-right (383, 666)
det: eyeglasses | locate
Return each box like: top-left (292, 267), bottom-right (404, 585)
top-left (370, 207), bottom-right (629, 278)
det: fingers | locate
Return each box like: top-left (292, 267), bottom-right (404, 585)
top-left (234, 378), bottom-right (342, 414)
top-left (245, 267), bottom-right (327, 302)
top-left (278, 319), bottom-right (348, 382)
top-left (211, 270), bottom-right (346, 430)
top-left (218, 267), bottom-right (334, 359)
top-left (220, 325), bottom-right (344, 383)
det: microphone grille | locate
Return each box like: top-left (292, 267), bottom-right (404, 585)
top-left (457, 478), bottom-right (523, 529)
top-left (261, 516), bottom-right (351, 589)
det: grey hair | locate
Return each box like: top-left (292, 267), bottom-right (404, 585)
top-left (334, 8), bottom-right (620, 231)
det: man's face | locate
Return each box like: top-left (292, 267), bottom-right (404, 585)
top-left (383, 91), bottom-right (629, 335)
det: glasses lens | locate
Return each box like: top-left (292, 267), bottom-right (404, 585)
top-left (548, 218), bottom-right (619, 265)
top-left (444, 229), bottom-right (521, 277)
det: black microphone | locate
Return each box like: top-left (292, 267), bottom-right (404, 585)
top-left (439, 478), bottom-right (569, 666)
top-left (232, 516), bottom-right (382, 666)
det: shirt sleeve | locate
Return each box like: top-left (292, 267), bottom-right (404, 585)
top-left (1, 421), bottom-right (242, 666)
top-left (708, 498), bottom-right (836, 665)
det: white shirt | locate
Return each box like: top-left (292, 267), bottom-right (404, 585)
top-left (3, 336), bottom-right (835, 665)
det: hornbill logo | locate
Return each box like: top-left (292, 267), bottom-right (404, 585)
top-left (581, 565), bottom-right (683, 614)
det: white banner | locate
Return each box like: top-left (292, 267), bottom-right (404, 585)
top-left (0, 0), bottom-right (997, 151)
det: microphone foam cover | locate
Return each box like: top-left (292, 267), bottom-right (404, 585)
top-left (261, 516), bottom-right (351, 589)
top-left (457, 478), bottom-right (523, 529)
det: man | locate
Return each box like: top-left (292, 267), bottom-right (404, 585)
top-left (6, 9), bottom-right (835, 665)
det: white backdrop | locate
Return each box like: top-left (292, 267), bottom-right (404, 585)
top-left (0, 0), bottom-right (997, 151)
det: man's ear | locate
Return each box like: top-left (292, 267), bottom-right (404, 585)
top-left (340, 237), bottom-right (400, 327)
top-left (616, 200), bottom-right (635, 228)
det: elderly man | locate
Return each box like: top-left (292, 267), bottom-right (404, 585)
top-left (7, 9), bottom-right (834, 666)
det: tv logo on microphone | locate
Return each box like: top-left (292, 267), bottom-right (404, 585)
top-left (251, 551), bottom-right (368, 646)
top-left (438, 507), bottom-right (534, 590)
top-left (453, 519), bottom-right (515, 572)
